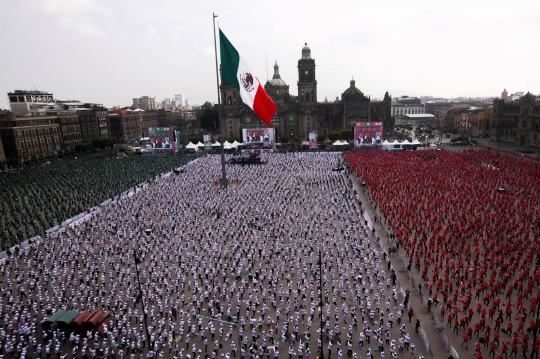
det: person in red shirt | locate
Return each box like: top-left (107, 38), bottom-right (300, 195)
top-left (474, 323), bottom-right (481, 338)
top-left (500, 341), bottom-right (508, 358)
top-left (510, 342), bottom-right (518, 357)
top-left (462, 333), bottom-right (469, 349)
top-left (475, 342), bottom-right (482, 352)
top-left (493, 332), bottom-right (500, 347)
top-left (494, 318), bottom-right (501, 332)
top-left (476, 350), bottom-right (483, 359)
top-left (505, 321), bottom-right (513, 335)
top-left (489, 342), bottom-right (497, 358)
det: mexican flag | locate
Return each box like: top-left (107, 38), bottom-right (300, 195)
top-left (219, 29), bottom-right (277, 126)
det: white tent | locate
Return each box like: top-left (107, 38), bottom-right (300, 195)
top-left (212, 141), bottom-right (221, 147)
top-left (401, 139), bottom-right (411, 145)
top-left (411, 139), bottom-right (421, 145)
top-left (232, 140), bottom-right (243, 147)
top-left (185, 142), bottom-right (198, 152)
top-left (301, 142), bottom-right (310, 146)
top-left (196, 141), bottom-right (205, 148)
top-left (223, 142), bottom-right (235, 150)
top-left (223, 141), bottom-right (232, 147)
top-left (333, 140), bottom-right (349, 146)
top-left (382, 140), bottom-right (393, 151)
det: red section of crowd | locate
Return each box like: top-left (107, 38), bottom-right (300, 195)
top-left (346, 150), bottom-right (540, 359)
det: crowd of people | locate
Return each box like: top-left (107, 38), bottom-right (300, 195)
top-left (0, 153), bottom-right (423, 359)
top-left (0, 155), bottom-right (194, 249)
top-left (346, 150), bottom-right (540, 359)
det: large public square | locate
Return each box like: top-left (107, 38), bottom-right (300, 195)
top-left (0, 149), bottom-right (538, 359)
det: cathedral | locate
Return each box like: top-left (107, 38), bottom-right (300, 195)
top-left (220, 43), bottom-right (395, 142)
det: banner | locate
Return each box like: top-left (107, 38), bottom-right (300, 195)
top-left (242, 128), bottom-right (274, 152)
top-left (175, 130), bottom-right (181, 153)
top-left (354, 122), bottom-right (383, 147)
top-left (203, 134), bottom-right (212, 151)
top-left (309, 132), bottom-right (318, 149)
top-left (149, 127), bottom-right (176, 153)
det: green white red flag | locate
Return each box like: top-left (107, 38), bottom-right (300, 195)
top-left (219, 29), bottom-right (277, 126)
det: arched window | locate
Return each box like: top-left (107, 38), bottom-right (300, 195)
top-left (227, 96), bottom-right (232, 105)
top-left (306, 93), bottom-right (310, 101)
top-left (233, 92), bottom-right (236, 104)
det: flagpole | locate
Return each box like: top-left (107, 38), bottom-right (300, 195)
top-left (213, 12), bottom-right (228, 188)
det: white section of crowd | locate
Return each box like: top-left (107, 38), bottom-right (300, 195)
top-left (0, 153), bottom-right (421, 359)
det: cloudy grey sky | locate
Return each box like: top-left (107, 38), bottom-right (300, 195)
top-left (1, 0), bottom-right (539, 109)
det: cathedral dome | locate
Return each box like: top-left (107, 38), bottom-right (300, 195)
top-left (270, 78), bottom-right (287, 87)
top-left (343, 79), bottom-right (363, 95)
top-left (269, 61), bottom-right (287, 87)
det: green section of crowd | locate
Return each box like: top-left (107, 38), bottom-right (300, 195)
top-left (0, 155), bottom-right (195, 248)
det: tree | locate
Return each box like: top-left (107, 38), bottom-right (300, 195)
top-left (198, 101), bottom-right (219, 130)
top-left (75, 142), bottom-right (93, 153)
top-left (189, 136), bottom-right (203, 144)
top-left (92, 137), bottom-right (116, 149)
top-left (318, 135), bottom-right (326, 143)
top-left (328, 131), bottom-right (340, 141)
top-left (340, 130), bottom-right (353, 140)
top-left (171, 116), bottom-right (185, 129)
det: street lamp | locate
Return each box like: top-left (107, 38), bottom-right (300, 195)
top-left (133, 247), bottom-right (151, 351)
top-left (532, 286), bottom-right (540, 359)
top-left (318, 249), bottom-right (325, 359)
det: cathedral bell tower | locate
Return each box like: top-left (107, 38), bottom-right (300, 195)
top-left (297, 43), bottom-right (317, 103)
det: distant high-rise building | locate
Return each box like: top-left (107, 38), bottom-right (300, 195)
top-left (132, 96), bottom-right (156, 111)
top-left (175, 94), bottom-right (184, 108)
top-left (501, 89), bottom-right (508, 100)
top-left (8, 90), bottom-right (54, 116)
top-left (185, 99), bottom-right (190, 107)
top-left (510, 92), bottom-right (524, 101)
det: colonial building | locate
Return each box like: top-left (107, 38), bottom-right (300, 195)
top-left (8, 90), bottom-right (54, 116)
top-left (0, 131), bottom-right (6, 172)
top-left (61, 104), bottom-right (111, 143)
top-left (220, 43), bottom-right (394, 141)
top-left (0, 111), bottom-right (61, 166)
top-left (56, 112), bottom-right (82, 152)
top-left (491, 93), bottom-right (540, 146)
top-left (156, 109), bottom-right (184, 127)
top-left (109, 109), bottom-right (158, 143)
top-left (459, 107), bottom-right (493, 137)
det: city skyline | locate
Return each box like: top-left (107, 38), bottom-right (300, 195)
top-left (1, 0), bottom-right (539, 110)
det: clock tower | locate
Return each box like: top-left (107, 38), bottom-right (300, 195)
top-left (297, 43), bottom-right (317, 103)
top-left (297, 43), bottom-right (318, 139)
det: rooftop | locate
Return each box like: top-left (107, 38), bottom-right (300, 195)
top-left (403, 114), bottom-right (435, 118)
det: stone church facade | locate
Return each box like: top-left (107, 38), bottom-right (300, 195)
top-left (220, 44), bottom-right (395, 141)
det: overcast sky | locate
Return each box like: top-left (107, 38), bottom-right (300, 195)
top-left (1, 0), bottom-right (539, 109)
